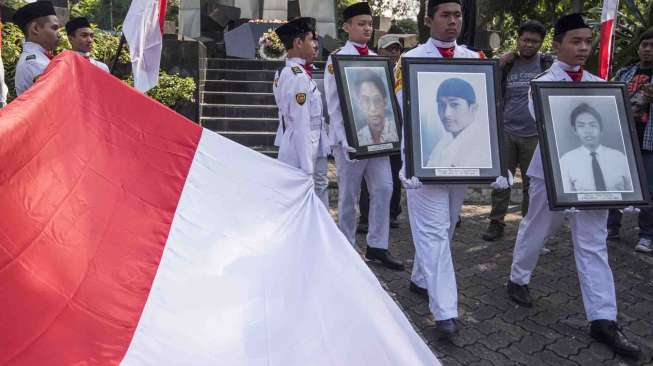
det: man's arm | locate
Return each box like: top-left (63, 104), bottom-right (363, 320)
top-left (324, 55), bottom-right (347, 147)
top-left (288, 75), bottom-right (313, 174)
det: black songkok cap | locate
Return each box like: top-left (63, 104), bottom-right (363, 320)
top-left (13, 1), bottom-right (56, 30)
top-left (66, 17), bottom-right (91, 35)
top-left (343, 2), bottom-right (372, 21)
top-left (275, 17), bottom-right (316, 46)
top-left (554, 13), bottom-right (590, 37)
top-left (427, 0), bottom-right (462, 10)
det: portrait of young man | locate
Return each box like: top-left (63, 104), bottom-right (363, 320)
top-left (423, 76), bottom-right (492, 168)
top-left (348, 68), bottom-right (399, 146)
top-left (557, 102), bottom-right (632, 193)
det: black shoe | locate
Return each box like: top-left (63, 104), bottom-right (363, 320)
top-left (409, 281), bottom-right (428, 298)
top-left (389, 217), bottom-right (400, 229)
top-left (607, 228), bottom-right (620, 241)
top-left (365, 247), bottom-right (405, 271)
top-left (357, 221), bottom-right (368, 234)
top-left (590, 320), bottom-right (641, 358)
top-left (482, 221), bottom-right (504, 241)
top-left (435, 318), bottom-right (458, 339)
top-left (456, 216), bottom-right (462, 228)
top-left (507, 280), bottom-right (533, 308)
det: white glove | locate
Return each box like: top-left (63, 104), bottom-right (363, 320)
top-left (342, 143), bottom-right (358, 163)
top-left (564, 207), bottom-right (579, 215)
top-left (399, 167), bottom-right (423, 189)
top-left (490, 170), bottom-right (514, 190)
top-left (622, 206), bottom-right (641, 214)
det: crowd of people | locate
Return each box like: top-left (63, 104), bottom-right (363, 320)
top-left (3, 0), bottom-right (653, 360)
top-left (272, 0), bottom-right (653, 358)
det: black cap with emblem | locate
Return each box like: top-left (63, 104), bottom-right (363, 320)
top-left (275, 17), bottom-right (316, 49)
top-left (13, 1), bottom-right (56, 32)
top-left (65, 17), bottom-right (91, 35)
top-left (343, 2), bottom-right (372, 22)
top-left (554, 13), bottom-right (590, 37)
top-left (427, 0), bottom-right (462, 10)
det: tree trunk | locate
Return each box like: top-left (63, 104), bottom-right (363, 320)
top-left (418, 0), bottom-right (427, 43)
top-left (571, 0), bottom-right (583, 13)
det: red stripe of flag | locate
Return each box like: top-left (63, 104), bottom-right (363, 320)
top-left (0, 52), bottom-right (201, 365)
top-left (158, 0), bottom-right (167, 34)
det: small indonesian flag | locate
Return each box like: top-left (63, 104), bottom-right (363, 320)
top-left (599, 0), bottom-right (620, 80)
top-left (122, 0), bottom-right (167, 92)
top-left (0, 53), bottom-right (439, 366)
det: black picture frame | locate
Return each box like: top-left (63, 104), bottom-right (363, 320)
top-left (401, 58), bottom-right (504, 183)
top-left (332, 55), bottom-right (402, 159)
top-left (531, 81), bottom-right (650, 210)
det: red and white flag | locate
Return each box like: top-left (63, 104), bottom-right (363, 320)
top-left (123, 0), bottom-right (167, 92)
top-left (0, 53), bottom-right (439, 366)
top-left (599, 0), bottom-right (620, 80)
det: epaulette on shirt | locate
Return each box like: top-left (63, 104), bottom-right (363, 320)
top-left (330, 47), bottom-right (342, 55)
top-left (291, 66), bottom-right (303, 75)
top-left (25, 54), bottom-right (36, 61)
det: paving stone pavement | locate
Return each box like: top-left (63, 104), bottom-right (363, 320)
top-left (340, 201), bottom-right (653, 365)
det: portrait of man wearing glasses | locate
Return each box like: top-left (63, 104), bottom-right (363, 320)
top-left (351, 69), bottom-right (399, 146)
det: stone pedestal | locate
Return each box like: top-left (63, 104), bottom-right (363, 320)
top-left (224, 22), bottom-right (280, 59)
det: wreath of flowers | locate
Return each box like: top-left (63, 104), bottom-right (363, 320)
top-left (257, 28), bottom-right (287, 61)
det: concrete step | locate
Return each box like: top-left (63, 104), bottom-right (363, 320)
top-left (206, 58), bottom-right (285, 70)
top-left (216, 131), bottom-right (277, 146)
top-left (204, 80), bottom-right (273, 93)
top-left (201, 103), bottom-right (279, 119)
top-left (202, 91), bottom-right (276, 105)
top-left (251, 145), bottom-right (279, 158)
top-left (201, 117), bottom-right (279, 132)
top-left (205, 69), bottom-right (277, 82)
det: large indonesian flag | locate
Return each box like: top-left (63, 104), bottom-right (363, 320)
top-left (123, 0), bottom-right (167, 92)
top-left (599, 0), bottom-right (620, 80)
top-left (0, 52), bottom-right (438, 366)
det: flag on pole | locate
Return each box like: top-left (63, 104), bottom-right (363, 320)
top-left (122, 0), bottom-right (167, 92)
top-left (0, 52), bottom-right (440, 366)
top-left (599, 0), bottom-right (620, 80)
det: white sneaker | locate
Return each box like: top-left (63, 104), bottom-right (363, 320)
top-left (635, 238), bottom-right (653, 253)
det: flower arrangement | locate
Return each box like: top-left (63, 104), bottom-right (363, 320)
top-left (249, 18), bottom-right (287, 24)
top-left (257, 28), bottom-right (287, 60)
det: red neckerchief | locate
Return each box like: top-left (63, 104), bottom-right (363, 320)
top-left (437, 47), bottom-right (455, 59)
top-left (354, 44), bottom-right (369, 56)
top-left (301, 64), bottom-right (313, 78)
top-left (566, 68), bottom-right (584, 82)
top-left (44, 51), bottom-right (55, 60)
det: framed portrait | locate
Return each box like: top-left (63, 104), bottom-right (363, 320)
top-left (401, 58), bottom-right (504, 183)
top-left (332, 55), bottom-right (402, 159)
top-left (531, 82), bottom-right (650, 210)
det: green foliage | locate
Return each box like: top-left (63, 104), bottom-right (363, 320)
top-left (70, 0), bottom-right (102, 22)
top-left (126, 71), bottom-right (196, 108)
top-left (392, 18), bottom-right (418, 34)
top-left (2, 22), bottom-right (24, 102)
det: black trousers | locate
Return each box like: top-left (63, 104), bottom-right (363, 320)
top-left (359, 153), bottom-right (402, 223)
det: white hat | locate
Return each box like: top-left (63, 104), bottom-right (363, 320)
top-left (378, 34), bottom-right (402, 50)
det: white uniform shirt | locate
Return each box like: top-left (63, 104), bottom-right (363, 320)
top-left (15, 41), bottom-right (51, 96)
top-left (526, 61), bottom-right (604, 179)
top-left (324, 41), bottom-right (377, 147)
top-left (356, 118), bottom-right (399, 146)
top-left (560, 144), bottom-right (632, 192)
top-left (426, 119), bottom-right (492, 168)
top-left (273, 58), bottom-right (329, 174)
top-left (76, 52), bottom-right (110, 73)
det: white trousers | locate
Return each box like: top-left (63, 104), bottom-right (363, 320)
top-left (408, 184), bottom-right (467, 321)
top-left (333, 146), bottom-right (392, 249)
top-left (510, 177), bottom-right (617, 321)
top-left (313, 156), bottom-right (329, 209)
